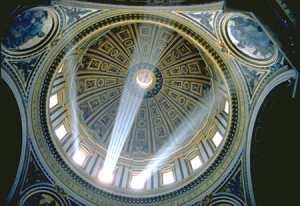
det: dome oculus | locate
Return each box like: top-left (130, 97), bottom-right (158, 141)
top-left (135, 69), bottom-right (154, 89)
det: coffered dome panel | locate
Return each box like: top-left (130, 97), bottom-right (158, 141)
top-left (72, 22), bottom-right (214, 160)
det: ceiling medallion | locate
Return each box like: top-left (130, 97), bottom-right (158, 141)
top-left (2, 7), bottom-right (59, 56)
top-left (221, 13), bottom-right (278, 66)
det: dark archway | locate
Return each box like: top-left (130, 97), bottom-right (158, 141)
top-left (251, 80), bottom-right (299, 205)
top-left (0, 78), bottom-right (22, 204)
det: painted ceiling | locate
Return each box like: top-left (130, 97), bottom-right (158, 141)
top-left (67, 22), bottom-right (214, 159)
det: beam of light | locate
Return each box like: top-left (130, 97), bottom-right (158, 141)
top-left (100, 88), bottom-right (146, 176)
top-left (100, 23), bottom-right (160, 178)
top-left (66, 59), bottom-right (80, 155)
top-left (138, 94), bottom-right (215, 184)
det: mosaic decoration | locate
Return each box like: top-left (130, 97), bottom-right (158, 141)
top-left (2, 8), bottom-right (54, 52)
top-left (60, 6), bottom-right (98, 28)
top-left (23, 192), bottom-right (62, 206)
top-left (237, 62), bottom-right (268, 96)
top-left (182, 11), bottom-right (217, 34)
top-left (22, 155), bottom-right (50, 191)
top-left (218, 165), bottom-right (245, 202)
top-left (74, 22), bottom-right (213, 158)
top-left (9, 55), bottom-right (43, 84)
top-left (226, 14), bottom-right (276, 61)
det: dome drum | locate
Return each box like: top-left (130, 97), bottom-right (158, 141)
top-left (29, 10), bottom-right (244, 204)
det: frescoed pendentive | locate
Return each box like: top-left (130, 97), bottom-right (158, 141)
top-left (60, 6), bottom-right (98, 28)
top-left (240, 65), bottom-right (267, 96)
top-left (2, 7), bottom-right (57, 53)
top-left (182, 11), bottom-right (217, 35)
top-left (224, 14), bottom-right (277, 65)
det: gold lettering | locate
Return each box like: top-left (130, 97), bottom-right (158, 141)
top-left (182, 196), bottom-right (185, 202)
top-left (65, 179), bottom-right (73, 188)
top-left (84, 193), bottom-right (89, 199)
top-left (77, 189), bottom-right (82, 196)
